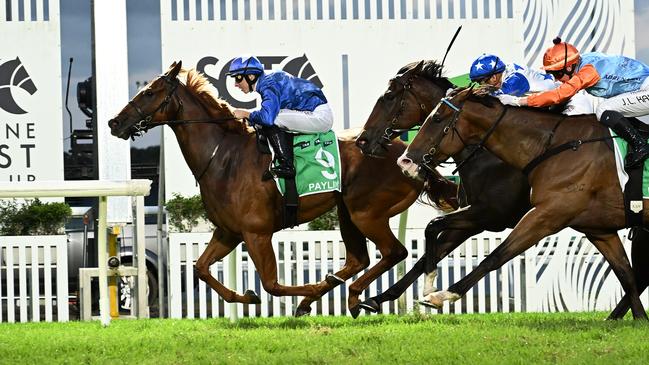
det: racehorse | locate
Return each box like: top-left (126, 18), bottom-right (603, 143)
top-left (355, 60), bottom-right (648, 319)
top-left (397, 86), bottom-right (648, 319)
top-left (108, 61), bottom-right (458, 317)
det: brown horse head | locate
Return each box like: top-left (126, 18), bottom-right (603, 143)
top-left (397, 87), bottom-right (485, 179)
top-left (356, 60), bottom-right (455, 158)
top-left (109, 61), bottom-right (187, 139)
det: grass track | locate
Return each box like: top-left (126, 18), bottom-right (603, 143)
top-left (1, 312), bottom-right (649, 364)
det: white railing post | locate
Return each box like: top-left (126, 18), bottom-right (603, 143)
top-left (97, 196), bottom-right (109, 326)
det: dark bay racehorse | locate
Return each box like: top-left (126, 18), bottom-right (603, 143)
top-left (398, 86), bottom-right (648, 319)
top-left (355, 61), bottom-right (534, 313)
top-left (355, 60), bottom-right (648, 319)
top-left (108, 62), bottom-right (458, 317)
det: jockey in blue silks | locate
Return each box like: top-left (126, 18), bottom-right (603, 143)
top-left (469, 53), bottom-right (598, 116)
top-left (228, 55), bottom-right (333, 178)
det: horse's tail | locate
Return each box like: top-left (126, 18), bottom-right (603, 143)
top-left (420, 169), bottom-right (459, 213)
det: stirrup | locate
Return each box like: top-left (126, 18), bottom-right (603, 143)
top-left (625, 150), bottom-right (649, 169)
top-left (271, 165), bottom-right (296, 179)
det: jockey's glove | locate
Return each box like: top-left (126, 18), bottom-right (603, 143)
top-left (497, 94), bottom-right (521, 107)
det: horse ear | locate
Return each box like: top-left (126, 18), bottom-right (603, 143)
top-left (167, 61), bottom-right (182, 80)
top-left (405, 60), bottom-right (424, 76)
top-left (414, 60), bottom-right (425, 72)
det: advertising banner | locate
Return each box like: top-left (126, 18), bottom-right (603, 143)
top-left (0, 0), bottom-right (63, 183)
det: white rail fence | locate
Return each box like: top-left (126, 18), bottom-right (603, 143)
top-left (168, 229), bottom-right (649, 318)
top-left (0, 235), bottom-right (68, 323)
top-left (0, 180), bottom-right (151, 325)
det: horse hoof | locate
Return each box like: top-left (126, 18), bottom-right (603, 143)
top-left (358, 298), bottom-right (380, 313)
top-left (418, 299), bottom-right (442, 310)
top-left (325, 273), bottom-right (345, 286)
top-left (294, 305), bottom-right (312, 317)
top-left (349, 305), bottom-right (361, 319)
top-left (244, 289), bottom-right (261, 304)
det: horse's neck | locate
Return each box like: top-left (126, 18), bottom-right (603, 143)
top-left (475, 106), bottom-right (585, 170)
top-left (171, 88), bottom-right (252, 180)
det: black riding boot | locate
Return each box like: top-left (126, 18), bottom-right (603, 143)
top-left (601, 110), bottom-right (649, 169)
top-left (265, 126), bottom-right (295, 178)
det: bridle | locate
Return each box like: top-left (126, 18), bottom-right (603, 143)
top-left (128, 75), bottom-right (181, 138)
top-left (420, 94), bottom-right (508, 173)
top-left (379, 73), bottom-right (429, 145)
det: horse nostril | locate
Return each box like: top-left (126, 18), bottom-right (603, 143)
top-left (109, 119), bottom-right (120, 129)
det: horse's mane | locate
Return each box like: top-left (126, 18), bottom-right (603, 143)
top-left (182, 68), bottom-right (252, 135)
top-left (398, 60), bottom-right (456, 90)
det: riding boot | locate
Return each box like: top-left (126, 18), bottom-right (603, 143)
top-left (264, 126), bottom-right (296, 178)
top-left (601, 110), bottom-right (649, 169)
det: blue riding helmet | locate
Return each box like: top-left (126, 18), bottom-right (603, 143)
top-left (227, 56), bottom-right (264, 76)
top-left (469, 54), bottom-right (506, 82)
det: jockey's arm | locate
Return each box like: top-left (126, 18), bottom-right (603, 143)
top-left (249, 80), bottom-right (281, 126)
top-left (523, 65), bottom-right (600, 107)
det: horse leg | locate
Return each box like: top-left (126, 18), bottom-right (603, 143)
top-left (608, 229), bottom-right (649, 319)
top-left (195, 229), bottom-right (260, 304)
top-left (421, 208), bottom-right (564, 309)
top-left (346, 218), bottom-right (408, 318)
top-left (360, 227), bottom-right (482, 312)
top-left (295, 203), bottom-right (370, 317)
top-left (586, 232), bottom-right (648, 320)
top-left (243, 232), bottom-right (326, 297)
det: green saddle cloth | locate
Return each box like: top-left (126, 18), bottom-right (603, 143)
top-left (275, 130), bottom-right (342, 197)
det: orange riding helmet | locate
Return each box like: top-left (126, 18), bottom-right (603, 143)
top-left (542, 37), bottom-right (580, 71)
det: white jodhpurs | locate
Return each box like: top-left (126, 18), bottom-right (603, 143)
top-left (274, 103), bottom-right (334, 133)
top-left (595, 77), bottom-right (649, 120)
top-left (562, 90), bottom-right (602, 116)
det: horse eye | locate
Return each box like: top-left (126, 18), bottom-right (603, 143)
top-left (145, 90), bottom-right (153, 96)
top-left (384, 92), bottom-right (395, 101)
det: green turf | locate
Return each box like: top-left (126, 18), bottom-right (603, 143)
top-left (1, 312), bottom-right (648, 364)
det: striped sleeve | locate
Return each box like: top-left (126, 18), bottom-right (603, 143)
top-left (527, 65), bottom-right (600, 107)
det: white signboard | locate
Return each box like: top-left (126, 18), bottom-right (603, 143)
top-left (0, 0), bottom-right (63, 183)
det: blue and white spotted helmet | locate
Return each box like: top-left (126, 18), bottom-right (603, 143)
top-left (227, 55), bottom-right (264, 76)
top-left (469, 54), bottom-right (506, 82)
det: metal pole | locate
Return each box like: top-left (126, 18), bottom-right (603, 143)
top-left (397, 209), bottom-right (408, 314)
top-left (98, 196), bottom-right (110, 326)
top-left (228, 249), bottom-right (238, 322)
top-left (135, 195), bottom-right (149, 318)
top-left (157, 134), bottom-right (166, 317)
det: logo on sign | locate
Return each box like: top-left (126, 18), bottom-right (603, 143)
top-left (0, 57), bottom-right (37, 114)
top-left (196, 54), bottom-right (323, 109)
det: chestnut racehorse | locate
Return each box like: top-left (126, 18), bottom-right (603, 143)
top-left (398, 87), bottom-right (648, 319)
top-left (356, 61), bottom-right (648, 319)
top-left (108, 62), bottom-right (458, 317)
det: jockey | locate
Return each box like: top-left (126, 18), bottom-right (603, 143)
top-left (470, 53), bottom-right (596, 116)
top-left (500, 37), bottom-right (649, 168)
top-left (228, 55), bottom-right (334, 178)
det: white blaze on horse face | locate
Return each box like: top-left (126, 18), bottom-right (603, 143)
top-left (397, 151), bottom-right (419, 178)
